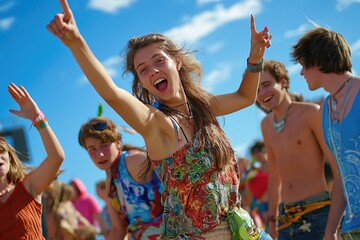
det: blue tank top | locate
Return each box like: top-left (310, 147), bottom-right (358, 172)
top-left (323, 89), bottom-right (360, 233)
top-left (113, 151), bottom-right (164, 226)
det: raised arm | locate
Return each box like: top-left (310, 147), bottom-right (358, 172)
top-left (213, 15), bottom-right (272, 116)
top-left (8, 83), bottom-right (65, 199)
top-left (47, 0), bottom-right (161, 137)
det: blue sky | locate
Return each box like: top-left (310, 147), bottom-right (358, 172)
top-left (1, 0), bottom-right (360, 202)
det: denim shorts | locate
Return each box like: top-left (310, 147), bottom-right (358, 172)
top-left (277, 192), bottom-right (330, 240)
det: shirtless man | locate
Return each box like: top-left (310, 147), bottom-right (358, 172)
top-left (257, 60), bottom-right (337, 240)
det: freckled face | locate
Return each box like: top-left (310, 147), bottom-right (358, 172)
top-left (84, 137), bottom-right (121, 171)
top-left (134, 44), bottom-right (182, 102)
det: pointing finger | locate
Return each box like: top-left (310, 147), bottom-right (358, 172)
top-left (60, 0), bottom-right (72, 22)
top-left (250, 15), bottom-right (257, 33)
top-left (60, 0), bottom-right (71, 13)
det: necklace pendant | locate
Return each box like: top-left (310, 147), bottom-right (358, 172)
top-left (273, 119), bottom-right (285, 132)
top-left (331, 99), bottom-right (337, 111)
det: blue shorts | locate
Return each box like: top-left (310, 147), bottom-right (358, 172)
top-left (277, 192), bottom-right (330, 240)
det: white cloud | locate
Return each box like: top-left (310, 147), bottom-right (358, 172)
top-left (287, 63), bottom-right (301, 76)
top-left (284, 16), bottom-right (322, 39)
top-left (0, 17), bottom-right (15, 30)
top-left (336, 0), bottom-right (360, 11)
top-left (284, 24), bottom-right (310, 39)
top-left (351, 38), bottom-right (360, 57)
top-left (206, 41), bottom-right (224, 54)
top-left (103, 55), bottom-right (122, 78)
top-left (87, 0), bottom-right (137, 14)
top-left (0, 2), bottom-right (15, 12)
top-left (78, 55), bottom-right (122, 85)
top-left (197, 0), bottom-right (222, 6)
top-left (164, 0), bottom-right (262, 45)
top-left (203, 63), bottom-right (231, 92)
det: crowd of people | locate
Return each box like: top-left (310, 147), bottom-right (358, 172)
top-left (0, 0), bottom-right (359, 239)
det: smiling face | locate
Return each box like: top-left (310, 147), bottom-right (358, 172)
top-left (257, 70), bottom-right (287, 110)
top-left (134, 44), bottom-right (183, 103)
top-left (84, 137), bottom-right (121, 171)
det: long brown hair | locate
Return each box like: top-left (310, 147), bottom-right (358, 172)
top-left (0, 137), bottom-right (28, 183)
top-left (123, 33), bottom-right (234, 169)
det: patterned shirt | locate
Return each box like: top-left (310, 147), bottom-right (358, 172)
top-left (109, 151), bottom-right (164, 239)
top-left (151, 119), bottom-right (241, 239)
top-left (323, 89), bottom-right (360, 233)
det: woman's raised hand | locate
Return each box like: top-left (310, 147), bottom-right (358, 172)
top-left (249, 15), bottom-right (272, 63)
top-left (47, 0), bottom-right (81, 47)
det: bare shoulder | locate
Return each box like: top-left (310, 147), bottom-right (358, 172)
top-left (294, 101), bottom-right (320, 110)
top-left (126, 151), bottom-right (147, 164)
top-left (293, 101), bottom-right (321, 117)
top-left (125, 151), bottom-right (152, 183)
top-left (260, 114), bottom-right (272, 129)
top-left (291, 102), bottom-right (323, 131)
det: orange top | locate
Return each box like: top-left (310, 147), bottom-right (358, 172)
top-left (0, 180), bottom-right (44, 240)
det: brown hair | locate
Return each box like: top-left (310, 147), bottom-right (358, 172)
top-left (78, 117), bottom-right (122, 149)
top-left (292, 27), bottom-right (352, 73)
top-left (256, 60), bottom-right (303, 113)
top-left (0, 137), bottom-right (28, 183)
top-left (250, 140), bottom-right (266, 154)
top-left (263, 60), bottom-right (290, 89)
top-left (123, 33), bottom-right (235, 169)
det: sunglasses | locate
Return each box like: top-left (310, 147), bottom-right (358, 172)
top-left (92, 122), bottom-right (108, 131)
top-left (79, 122), bottom-right (108, 139)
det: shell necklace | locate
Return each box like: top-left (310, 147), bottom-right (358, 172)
top-left (273, 102), bottom-right (293, 133)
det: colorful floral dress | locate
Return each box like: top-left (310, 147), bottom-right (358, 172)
top-left (151, 118), bottom-right (248, 239)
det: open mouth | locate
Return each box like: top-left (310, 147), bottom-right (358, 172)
top-left (154, 78), bottom-right (168, 91)
top-left (263, 96), bottom-right (272, 103)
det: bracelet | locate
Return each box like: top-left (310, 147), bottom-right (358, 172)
top-left (32, 112), bottom-right (48, 130)
top-left (247, 58), bottom-right (264, 73)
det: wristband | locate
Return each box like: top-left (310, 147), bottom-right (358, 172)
top-left (32, 112), bottom-right (48, 130)
top-left (247, 58), bottom-right (264, 73)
